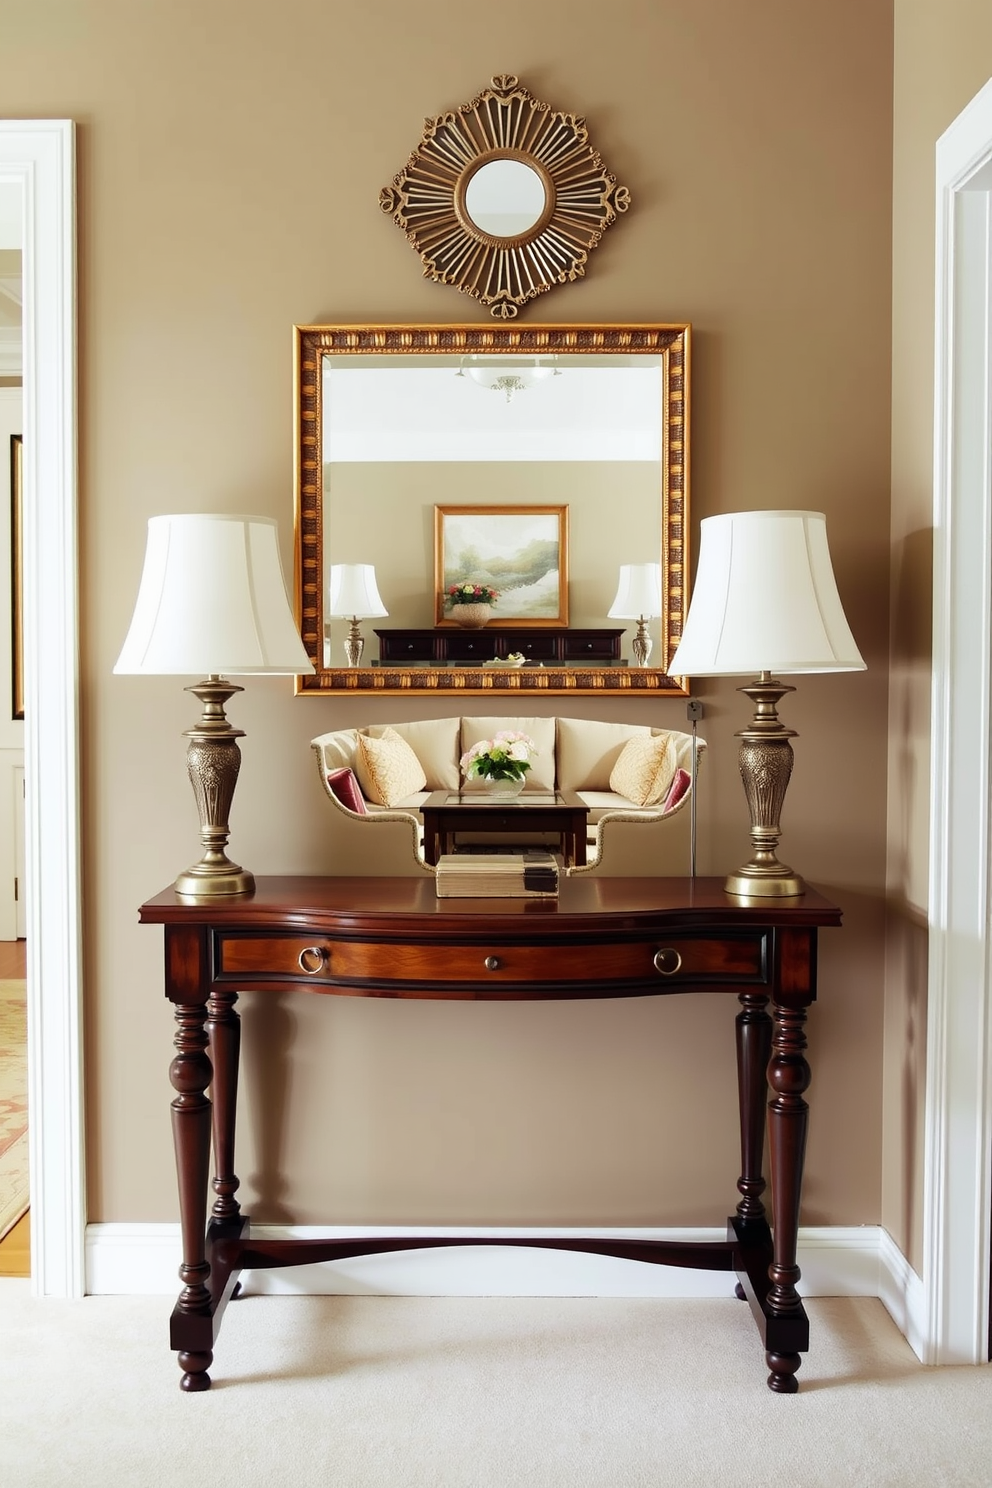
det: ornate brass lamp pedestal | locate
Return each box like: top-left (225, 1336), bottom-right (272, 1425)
top-left (724, 672), bottom-right (805, 899)
top-left (174, 676), bottom-right (255, 898)
top-left (343, 617), bottom-right (364, 668)
top-left (631, 617), bottom-right (653, 669)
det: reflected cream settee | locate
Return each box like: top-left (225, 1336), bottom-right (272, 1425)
top-left (310, 715), bottom-right (705, 877)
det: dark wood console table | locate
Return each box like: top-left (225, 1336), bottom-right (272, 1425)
top-left (373, 626), bottom-right (624, 665)
top-left (139, 876), bottom-right (842, 1394)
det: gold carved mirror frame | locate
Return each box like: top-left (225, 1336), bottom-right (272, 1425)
top-left (380, 75), bottom-right (631, 319)
top-left (294, 322), bottom-right (690, 698)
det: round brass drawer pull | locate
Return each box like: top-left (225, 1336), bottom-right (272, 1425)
top-left (653, 948), bottom-right (682, 976)
top-left (484, 956), bottom-right (500, 971)
top-left (298, 946), bottom-right (328, 974)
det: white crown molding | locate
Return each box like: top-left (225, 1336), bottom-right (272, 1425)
top-left (0, 121), bottom-right (82, 1298)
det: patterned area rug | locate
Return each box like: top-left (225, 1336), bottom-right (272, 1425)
top-left (0, 979), bottom-right (28, 1240)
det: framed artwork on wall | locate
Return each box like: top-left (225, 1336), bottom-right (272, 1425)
top-left (434, 504), bottom-right (568, 627)
top-left (10, 434), bottom-right (22, 720)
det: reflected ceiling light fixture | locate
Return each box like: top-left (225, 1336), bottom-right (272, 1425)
top-left (608, 562), bottom-right (662, 667)
top-left (328, 563), bottom-right (388, 667)
top-left (668, 510), bottom-right (866, 898)
top-left (114, 513), bottom-right (314, 897)
top-left (456, 355), bottom-right (561, 403)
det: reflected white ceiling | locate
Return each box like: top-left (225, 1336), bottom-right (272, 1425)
top-left (323, 363), bottom-right (663, 462)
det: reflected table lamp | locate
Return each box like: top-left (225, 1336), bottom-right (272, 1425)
top-left (608, 561), bottom-right (662, 667)
top-left (668, 509), bottom-right (865, 897)
top-left (328, 563), bottom-right (388, 667)
top-left (114, 513), bottom-right (314, 897)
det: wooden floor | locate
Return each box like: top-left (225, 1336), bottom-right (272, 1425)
top-left (0, 937), bottom-right (28, 1276)
top-left (0, 1209), bottom-right (29, 1276)
top-left (0, 939), bottom-right (26, 977)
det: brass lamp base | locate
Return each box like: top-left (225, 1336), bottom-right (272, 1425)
top-left (174, 675), bottom-right (255, 899)
top-left (632, 616), bottom-right (653, 668)
top-left (724, 672), bottom-right (805, 899)
top-left (343, 616), bottom-right (365, 667)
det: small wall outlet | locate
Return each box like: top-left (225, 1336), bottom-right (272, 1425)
top-left (686, 698), bottom-right (704, 723)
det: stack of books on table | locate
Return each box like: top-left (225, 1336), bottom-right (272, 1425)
top-left (435, 850), bottom-right (560, 899)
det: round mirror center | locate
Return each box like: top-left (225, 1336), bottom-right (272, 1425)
top-left (464, 159), bottom-right (547, 237)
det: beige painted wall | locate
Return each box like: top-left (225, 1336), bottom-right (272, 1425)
top-left (884, 5), bottom-right (992, 1269)
top-left (2, 0), bottom-right (893, 1226)
top-left (325, 462), bottom-right (659, 663)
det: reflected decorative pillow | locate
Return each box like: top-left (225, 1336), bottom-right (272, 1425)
top-left (609, 732), bottom-right (678, 807)
top-left (326, 767), bottom-right (367, 815)
top-left (355, 726), bottom-right (427, 807)
top-left (662, 767), bottom-right (691, 813)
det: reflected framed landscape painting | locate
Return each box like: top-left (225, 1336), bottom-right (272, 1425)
top-left (434, 504), bottom-right (568, 627)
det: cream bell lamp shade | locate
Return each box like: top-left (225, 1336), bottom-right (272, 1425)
top-left (328, 563), bottom-right (388, 667)
top-left (114, 513), bottom-right (314, 897)
top-left (668, 509), bottom-right (865, 897)
top-left (608, 562), bottom-right (663, 667)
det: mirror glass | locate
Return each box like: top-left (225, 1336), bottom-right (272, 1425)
top-left (294, 325), bottom-right (689, 697)
top-left (463, 159), bottom-right (547, 237)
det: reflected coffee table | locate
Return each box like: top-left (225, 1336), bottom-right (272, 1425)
top-left (421, 789), bottom-right (589, 868)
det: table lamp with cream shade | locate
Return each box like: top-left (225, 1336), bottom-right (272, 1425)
top-left (668, 510), bottom-right (865, 897)
top-left (608, 561), bottom-right (662, 668)
top-left (328, 562), bottom-right (388, 667)
top-left (114, 513), bottom-right (314, 897)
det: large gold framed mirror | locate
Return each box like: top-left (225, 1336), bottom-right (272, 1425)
top-left (294, 322), bottom-right (690, 697)
top-left (380, 76), bottom-right (630, 320)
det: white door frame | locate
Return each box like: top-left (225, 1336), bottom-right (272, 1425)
top-left (926, 77), bottom-right (992, 1365)
top-left (0, 122), bottom-right (83, 1296)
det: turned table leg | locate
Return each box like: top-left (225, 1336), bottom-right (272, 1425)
top-left (733, 990), bottom-right (772, 1302)
top-left (206, 987), bottom-right (242, 1222)
top-left (735, 991), bottom-right (772, 1225)
top-left (765, 998), bottom-right (811, 1394)
top-left (170, 998), bottom-right (214, 1392)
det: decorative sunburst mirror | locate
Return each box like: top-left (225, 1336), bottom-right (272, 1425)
top-left (379, 75), bottom-right (631, 319)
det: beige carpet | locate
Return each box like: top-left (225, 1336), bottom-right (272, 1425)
top-left (3, 1286), bottom-right (992, 1486)
top-left (0, 979), bottom-right (28, 1240)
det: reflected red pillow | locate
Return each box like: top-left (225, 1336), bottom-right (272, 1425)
top-left (661, 767), bottom-right (691, 813)
top-left (326, 767), bottom-right (367, 815)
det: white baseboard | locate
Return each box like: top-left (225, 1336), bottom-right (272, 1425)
top-left (878, 1226), bottom-right (926, 1361)
top-left (85, 1222), bottom-right (920, 1331)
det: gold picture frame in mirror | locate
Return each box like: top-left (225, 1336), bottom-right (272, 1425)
top-left (380, 75), bottom-right (631, 320)
top-left (294, 322), bottom-right (690, 698)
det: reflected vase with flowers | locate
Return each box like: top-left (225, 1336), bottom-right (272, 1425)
top-left (444, 582), bottom-right (499, 629)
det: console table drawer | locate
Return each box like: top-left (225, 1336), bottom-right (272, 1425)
top-left (444, 633), bottom-right (498, 661)
top-left (216, 931), bottom-right (767, 988)
top-left (511, 634), bottom-right (561, 661)
top-left (563, 632), bottom-right (622, 660)
top-left (378, 634), bottom-right (437, 661)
